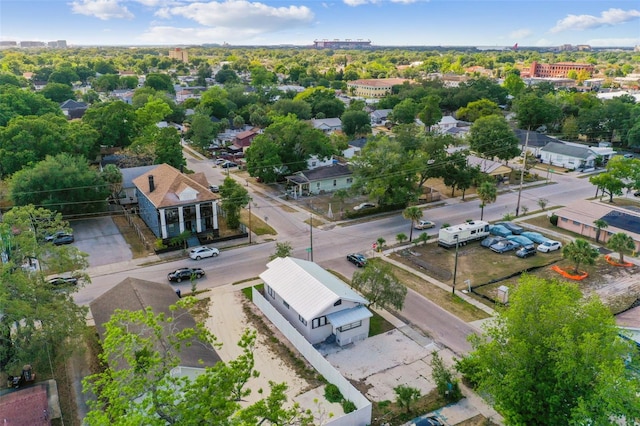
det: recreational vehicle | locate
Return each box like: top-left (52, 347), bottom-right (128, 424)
top-left (438, 220), bottom-right (490, 248)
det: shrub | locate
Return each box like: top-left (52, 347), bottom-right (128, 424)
top-left (324, 383), bottom-right (343, 403)
top-left (550, 214), bottom-right (558, 226)
top-left (341, 399), bottom-right (356, 413)
top-left (154, 238), bottom-right (167, 250)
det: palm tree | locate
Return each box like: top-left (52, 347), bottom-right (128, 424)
top-left (607, 233), bottom-right (636, 263)
top-left (402, 206), bottom-right (423, 242)
top-left (562, 239), bottom-right (599, 273)
top-left (376, 237), bottom-right (386, 253)
top-left (477, 181), bottom-right (497, 220)
top-left (593, 219), bottom-right (608, 243)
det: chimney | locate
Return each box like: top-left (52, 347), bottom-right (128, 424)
top-left (148, 175), bottom-right (155, 192)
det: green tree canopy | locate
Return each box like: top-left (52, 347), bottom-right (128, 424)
top-left (477, 181), bottom-right (497, 220)
top-left (82, 100), bottom-right (136, 148)
top-left (456, 98), bottom-right (502, 122)
top-left (468, 114), bottom-right (520, 161)
top-left (562, 238), bottom-right (599, 273)
top-left (341, 109), bottom-right (371, 138)
top-left (606, 232), bottom-right (636, 263)
top-left (458, 275), bottom-right (640, 426)
top-left (402, 206), bottom-right (423, 242)
top-left (10, 154), bottom-right (110, 216)
top-left (0, 84), bottom-right (62, 127)
top-left (144, 73), bottom-right (175, 93)
top-left (512, 92), bottom-right (562, 131)
top-left (40, 82), bottom-right (76, 103)
top-left (219, 177), bottom-right (250, 230)
top-left (351, 261), bottom-right (407, 311)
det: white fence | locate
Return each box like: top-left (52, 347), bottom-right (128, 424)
top-left (252, 288), bottom-right (372, 426)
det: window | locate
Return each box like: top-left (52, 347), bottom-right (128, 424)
top-left (347, 178), bottom-right (353, 184)
top-left (267, 286), bottom-right (275, 298)
top-left (312, 316), bottom-right (327, 329)
top-left (573, 220), bottom-right (580, 225)
top-left (283, 300), bottom-right (289, 309)
top-left (334, 299), bottom-right (342, 306)
top-left (333, 179), bottom-right (337, 187)
top-left (561, 217), bottom-right (568, 222)
top-left (338, 320), bottom-right (362, 332)
top-left (298, 315), bottom-right (307, 326)
top-left (317, 182), bottom-right (321, 189)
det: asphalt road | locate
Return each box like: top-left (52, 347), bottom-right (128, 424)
top-left (75, 154), bottom-right (598, 356)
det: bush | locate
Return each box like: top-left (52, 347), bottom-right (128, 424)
top-left (550, 214), bottom-right (558, 226)
top-left (154, 238), bottom-right (167, 250)
top-left (324, 383), bottom-right (343, 403)
top-left (341, 399), bottom-right (356, 413)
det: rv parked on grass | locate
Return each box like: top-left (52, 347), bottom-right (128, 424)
top-left (438, 220), bottom-right (490, 248)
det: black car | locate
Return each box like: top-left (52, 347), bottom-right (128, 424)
top-left (346, 253), bottom-right (367, 267)
top-left (48, 276), bottom-right (79, 286)
top-left (413, 416), bottom-right (444, 426)
top-left (221, 161), bottom-right (238, 168)
top-left (496, 222), bottom-right (524, 235)
top-left (516, 245), bottom-right (537, 258)
top-left (45, 231), bottom-right (74, 245)
top-left (167, 267), bottom-right (205, 283)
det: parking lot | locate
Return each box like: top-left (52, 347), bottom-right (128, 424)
top-left (69, 216), bottom-right (133, 267)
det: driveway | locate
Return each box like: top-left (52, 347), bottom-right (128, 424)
top-left (70, 217), bottom-right (132, 267)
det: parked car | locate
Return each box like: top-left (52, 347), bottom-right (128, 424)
top-left (353, 202), bottom-right (376, 211)
top-left (414, 220), bottom-right (435, 230)
top-left (490, 240), bottom-right (519, 253)
top-left (167, 267), bottom-right (205, 282)
top-left (45, 230), bottom-right (72, 242)
top-left (346, 253), bottom-right (367, 267)
top-left (516, 245), bottom-right (537, 258)
top-left (496, 221), bottom-right (524, 235)
top-left (413, 416), bottom-right (444, 426)
top-left (521, 231), bottom-right (550, 244)
top-left (214, 158), bottom-right (227, 165)
top-left (189, 246), bottom-right (220, 260)
top-left (481, 236), bottom-right (506, 248)
top-left (47, 232), bottom-right (74, 245)
top-left (537, 240), bottom-right (562, 253)
top-left (221, 161), bottom-right (238, 168)
top-left (48, 276), bottom-right (79, 286)
top-left (489, 225), bottom-right (512, 237)
top-left (506, 235), bottom-right (535, 247)
top-left (209, 185), bottom-right (219, 193)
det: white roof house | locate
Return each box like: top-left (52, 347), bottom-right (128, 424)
top-left (260, 257), bottom-right (372, 346)
top-left (311, 117), bottom-right (342, 134)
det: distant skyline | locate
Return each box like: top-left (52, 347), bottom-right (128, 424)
top-left (1, 0), bottom-right (639, 48)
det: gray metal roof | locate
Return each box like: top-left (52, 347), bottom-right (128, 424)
top-left (120, 165), bottom-right (157, 189)
top-left (540, 141), bottom-right (594, 159)
top-left (514, 129), bottom-right (560, 148)
top-left (286, 164), bottom-right (352, 184)
top-left (326, 305), bottom-right (373, 328)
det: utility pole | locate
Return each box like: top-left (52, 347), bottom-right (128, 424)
top-left (452, 235), bottom-right (459, 295)
top-left (515, 130), bottom-right (529, 217)
top-left (309, 214), bottom-right (313, 262)
top-left (248, 199), bottom-right (252, 244)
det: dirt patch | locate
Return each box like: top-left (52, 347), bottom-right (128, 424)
top-left (456, 414), bottom-right (499, 426)
top-left (370, 389), bottom-right (450, 426)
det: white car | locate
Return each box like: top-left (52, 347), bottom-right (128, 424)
top-left (537, 240), bottom-right (562, 253)
top-left (353, 202), bottom-right (376, 211)
top-left (189, 246), bottom-right (220, 260)
top-left (414, 220), bottom-right (435, 230)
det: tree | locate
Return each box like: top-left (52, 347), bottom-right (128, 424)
top-left (457, 275), bottom-right (640, 426)
top-left (456, 99), bottom-right (501, 122)
top-left (219, 177), bottom-right (250, 230)
top-left (394, 385), bottom-right (421, 414)
top-left (402, 206), bottom-right (423, 242)
top-left (607, 233), bottom-right (636, 264)
top-left (512, 92), bottom-right (562, 132)
top-left (562, 238), bottom-right (599, 273)
top-left (376, 237), bottom-right (386, 252)
top-left (589, 171), bottom-right (626, 203)
top-left (417, 95), bottom-right (442, 131)
top-left (271, 99), bottom-right (312, 120)
top-left (188, 112), bottom-right (215, 151)
top-left (430, 351), bottom-right (461, 401)
top-left (415, 232), bottom-right (429, 246)
top-left (82, 302), bottom-right (312, 425)
top-left (144, 73), bottom-right (175, 93)
top-left (502, 72), bottom-right (525, 97)
top-left (537, 198), bottom-right (548, 211)
top-left (10, 154), bottom-right (110, 216)
top-left (468, 115), bottom-right (520, 162)
top-left (589, 156), bottom-right (640, 202)
top-left (41, 82), bottom-right (75, 103)
top-left (0, 84), bottom-right (62, 126)
top-left (269, 241), bottom-right (293, 261)
top-left (477, 181), bottom-right (497, 220)
top-left (82, 101), bottom-right (136, 148)
top-left (0, 206), bottom-right (88, 373)
top-left (593, 219), bottom-right (608, 243)
top-left (101, 164), bottom-right (123, 201)
top-left (390, 98), bottom-right (419, 124)
top-left (341, 109), bottom-right (371, 138)
top-left (396, 233), bottom-right (408, 245)
top-left (153, 127), bottom-right (185, 169)
top-left (351, 261), bottom-right (407, 311)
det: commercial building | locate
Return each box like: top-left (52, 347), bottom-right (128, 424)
top-left (168, 48), bottom-right (189, 63)
top-left (523, 61), bottom-right (594, 78)
top-left (346, 78), bottom-right (408, 98)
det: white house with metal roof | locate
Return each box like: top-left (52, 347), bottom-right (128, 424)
top-left (260, 257), bottom-right (372, 346)
top-left (539, 141), bottom-right (597, 170)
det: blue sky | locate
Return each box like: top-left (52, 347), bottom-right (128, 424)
top-left (1, 0), bottom-right (639, 47)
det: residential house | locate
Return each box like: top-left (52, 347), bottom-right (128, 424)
top-left (311, 117), bottom-right (342, 134)
top-left (616, 306), bottom-right (640, 349)
top-left (32, 80), bottom-right (47, 91)
top-left (260, 257), bottom-right (372, 346)
top-left (110, 89), bottom-right (134, 104)
top-left (346, 78), bottom-right (408, 98)
top-left (432, 115), bottom-right (458, 134)
top-left (132, 164), bottom-right (220, 240)
top-left (90, 277), bottom-right (220, 379)
top-left (466, 155), bottom-right (512, 181)
top-left (59, 99), bottom-right (88, 119)
top-left (343, 137), bottom-right (367, 159)
top-left (232, 128), bottom-right (260, 150)
top-left (369, 109), bottom-right (392, 126)
top-left (285, 163), bottom-right (353, 197)
top-left (539, 141), bottom-right (596, 170)
top-left (515, 129), bottom-right (560, 158)
top-left (116, 165), bottom-right (157, 205)
top-left (555, 199), bottom-right (640, 252)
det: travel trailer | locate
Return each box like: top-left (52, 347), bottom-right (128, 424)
top-left (438, 221), bottom-right (490, 248)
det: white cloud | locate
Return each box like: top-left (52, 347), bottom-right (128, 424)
top-left (343, 0), bottom-right (378, 6)
top-left (391, 0), bottom-right (420, 3)
top-left (69, 0), bottom-right (134, 20)
top-left (167, 1), bottom-right (314, 32)
top-left (550, 8), bottom-right (640, 33)
top-left (509, 28), bottom-right (532, 39)
top-left (138, 25), bottom-right (264, 44)
top-left (154, 7), bottom-right (172, 18)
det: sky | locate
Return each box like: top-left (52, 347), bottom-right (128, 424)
top-left (1, 0), bottom-right (639, 47)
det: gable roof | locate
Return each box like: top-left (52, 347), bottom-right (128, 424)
top-left (132, 163), bottom-right (219, 208)
top-left (260, 257), bottom-right (368, 320)
top-left (555, 199), bottom-right (640, 239)
top-left (466, 155), bottom-right (512, 175)
top-left (120, 165), bottom-right (157, 189)
top-left (90, 277), bottom-right (221, 368)
top-left (540, 141), bottom-right (594, 159)
top-left (348, 137), bottom-right (368, 149)
top-left (286, 164), bottom-right (352, 184)
top-left (514, 129), bottom-right (561, 148)
top-left (59, 99), bottom-right (88, 110)
top-left (311, 117), bottom-right (342, 129)
top-left (370, 109), bottom-right (392, 119)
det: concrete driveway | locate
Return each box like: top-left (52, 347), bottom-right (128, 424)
top-left (70, 217), bottom-right (132, 267)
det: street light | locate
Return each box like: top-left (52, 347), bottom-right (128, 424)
top-left (452, 234), bottom-right (459, 295)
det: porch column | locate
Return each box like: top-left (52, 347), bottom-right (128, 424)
top-left (178, 207), bottom-right (185, 233)
top-left (212, 201), bottom-right (218, 229)
top-left (195, 204), bottom-right (202, 233)
top-left (159, 209), bottom-right (168, 239)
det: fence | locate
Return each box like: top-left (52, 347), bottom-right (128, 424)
top-left (122, 206), bottom-right (152, 251)
top-left (252, 288), bottom-right (372, 426)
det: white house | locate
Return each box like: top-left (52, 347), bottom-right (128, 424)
top-left (540, 142), bottom-right (597, 170)
top-left (311, 117), bottom-right (342, 134)
top-left (260, 257), bottom-right (372, 346)
top-left (432, 115), bottom-right (458, 134)
top-left (369, 109), bottom-right (392, 126)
